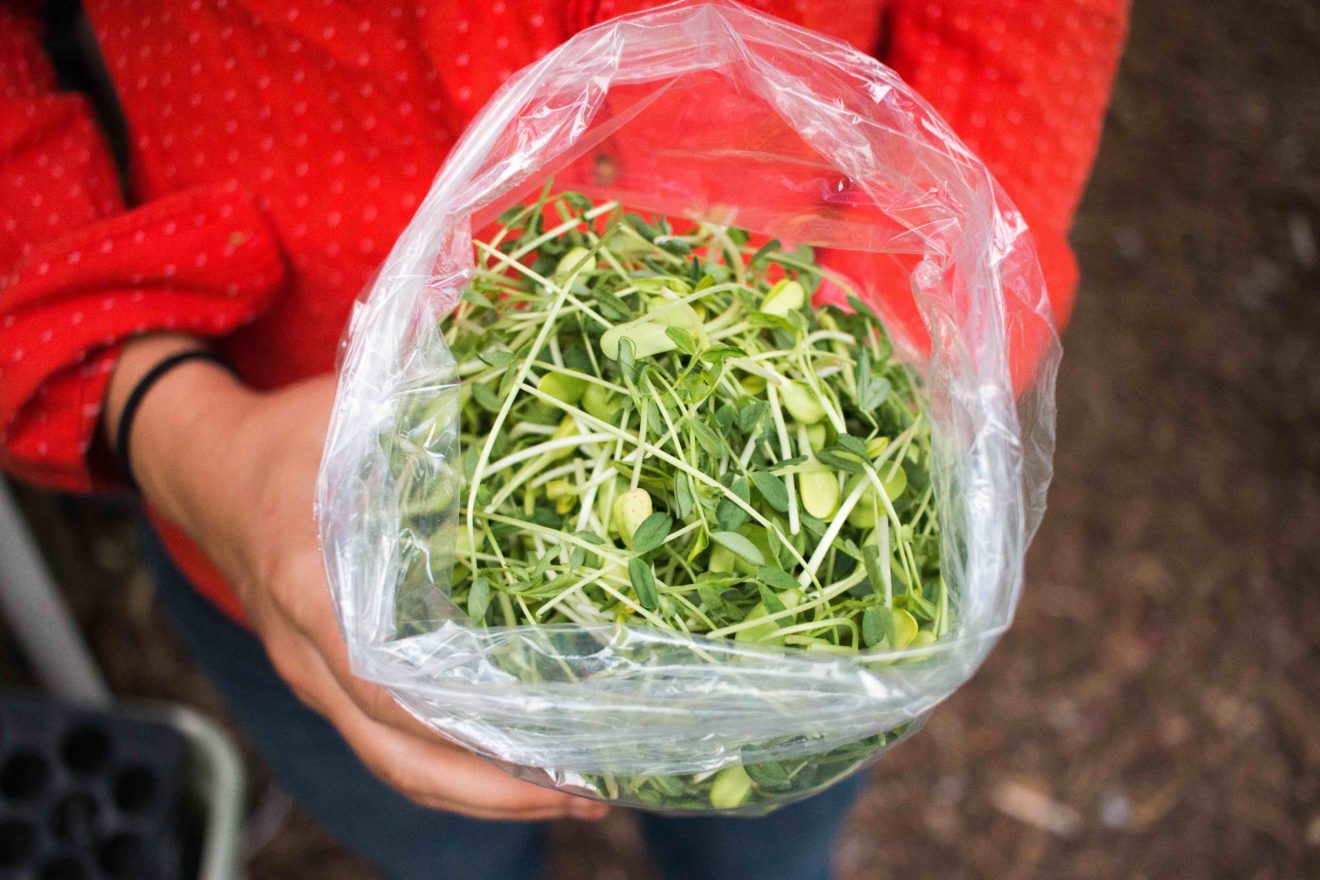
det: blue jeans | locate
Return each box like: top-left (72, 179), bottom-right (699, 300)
top-left (143, 532), bottom-right (864, 880)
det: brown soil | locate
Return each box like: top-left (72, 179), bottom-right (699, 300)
top-left (5, 0), bottom-right (1318, 877)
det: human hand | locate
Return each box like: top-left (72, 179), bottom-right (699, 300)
top-left (108, 335), bottom-right (607, 821)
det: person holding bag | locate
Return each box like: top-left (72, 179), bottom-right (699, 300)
top-left (0, 2), bottom-right (1127, 877)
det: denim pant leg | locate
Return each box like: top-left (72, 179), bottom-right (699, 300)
top-left (638, 773), bottom-right (866, 880)
top-left (141, 532), bottom-right (547, 880)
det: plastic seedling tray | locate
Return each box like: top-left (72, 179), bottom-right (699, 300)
top-left (0, 692), bottom-right (188, 880)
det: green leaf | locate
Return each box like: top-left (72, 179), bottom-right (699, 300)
top-left (468, 577), bottom-right (491, 622)
top-left (562, 192), bottom-right (592, 211)
top-left (630, 512), bottom-right (672, 555)
top-left (861, 607), bottom-right (884, 647)
top-left (649, 774), bottom-right (688, 797)
top-left (847, 294), bottom-right (882, 323)
top-left (730, 476), bottom-right (751, 504)
top-left (593, 289), bottom-right (634, 322)
top-left (815, 448), bottom-right (867, 475)
top-left (460, 286), bottom-right (493, 309)
top-left (471, 383), bottom-right (502, 414)
top-left (715, 477), bottom-right (751, 530)
top-left (861, 383), bottom-right (890, 415)
top-left (479, 350), bottom-right (516, 369)
top-left (855, 349), bottom-right (891, 412)
top-left (834, 434), bottom-right (869, 458)
top-left (757, 583), bottom-right (787, 616)
top-left (616, 335), bottom-right (636, 378)
top-left (626, 213), bottom-right (657, 240)
top-left (749, 472), bottom-right (790, 513)
top-left (574, 530), bottom-right (606, 545)
top-left (528, 506), bottom-right (561, 528)
top-left (716, 498), bottom-right (747, 532)
top-left (563, 345), bottom-right (592, 374)
top-left (529, 550), bottom-right (555, 582)
top-left (737, 400), bottom-right (768, 433)
top-left (628, 558), bottom-right (659, 610)
top-left (757, 567), bottom-right (799, 591)
top-left (674, 474), bottom-right (696, 520)
top-left (749, 312), bottom-right (798, 336)
top-left (646, 398), bottom-right (664, 430)
top-left (698, 344), bottom-right (745, 366)
top-left (750, 238), bottom-right (781, 267)
top-left (745, 761), bottom-right (791, 789)
top-left (799, 512), bottom-right (827, 538)
top-left (690, 420), bottom-right (723, 458)
top-left (497, 363), bottom-right (520, 400)
top-left (665, 326), bottom-right (697, 355)
top-left (677, 370), bottom-right (712, 403)
top-left (710, 531), bottom-right (765, 566)
top-left (685, 528), bottom-right (708, 564)
top-left (770, 326), bottom-right (798, 352)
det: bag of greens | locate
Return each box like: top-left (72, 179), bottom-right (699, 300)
top-left (317, 0), bottom-right (1058, 813)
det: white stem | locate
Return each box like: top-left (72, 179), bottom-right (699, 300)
top-left (485, 433), bottom-right (613, 480)
top-left (528, 460), bottom-right (584, 489)
top-left (880, 523), bottom-right (892, 608)
top-left (765, 384), bottom-right (800, 536)
top-left (801, 479), bottom-right (870, 586)
top-left (511, 422), bottom-right (560, 437)
top-left (506, 200), bottom-right (618, 261)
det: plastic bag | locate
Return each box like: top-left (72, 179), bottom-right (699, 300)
top-left (317, 0), bottom-right (1059, 813)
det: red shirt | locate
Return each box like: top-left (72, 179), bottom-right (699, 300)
top-left (0, 0), bottom-right (1127, 622)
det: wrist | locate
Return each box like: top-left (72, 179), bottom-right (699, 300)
top-left (107, 335), bottom-right (257, 540)
top-left (104, 334), bottom-right (213, 444)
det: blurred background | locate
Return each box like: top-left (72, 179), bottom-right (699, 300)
top-left (3, 0), bottom-right (1317, 877)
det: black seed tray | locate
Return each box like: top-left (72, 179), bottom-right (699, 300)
top-left (0, 691), bottom-right (185, 880)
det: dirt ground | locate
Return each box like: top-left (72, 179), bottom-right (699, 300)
top-left (5, 0), bottom-right (1319, 877)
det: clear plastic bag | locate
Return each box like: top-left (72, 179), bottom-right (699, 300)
top-left (317, 0), bottom-right (1059, 813)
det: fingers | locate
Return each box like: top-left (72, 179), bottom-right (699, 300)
top-left (265, 619), bottom-right (607, 821)
top-left (245, 454), bottom-right (609, 821)
top-left (269, 549), bottom-right (463, 742)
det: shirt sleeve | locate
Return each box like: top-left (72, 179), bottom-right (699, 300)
top-left (0, 3), bottom-right (286, 492)
top-left (884, 0), bottom-right (1129, 328)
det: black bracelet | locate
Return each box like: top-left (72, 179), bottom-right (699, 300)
top-left (115, 350), bottom-right (235, 493)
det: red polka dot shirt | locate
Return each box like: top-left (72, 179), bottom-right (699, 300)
top-left (0, 0), bottom-right (1127, 620)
